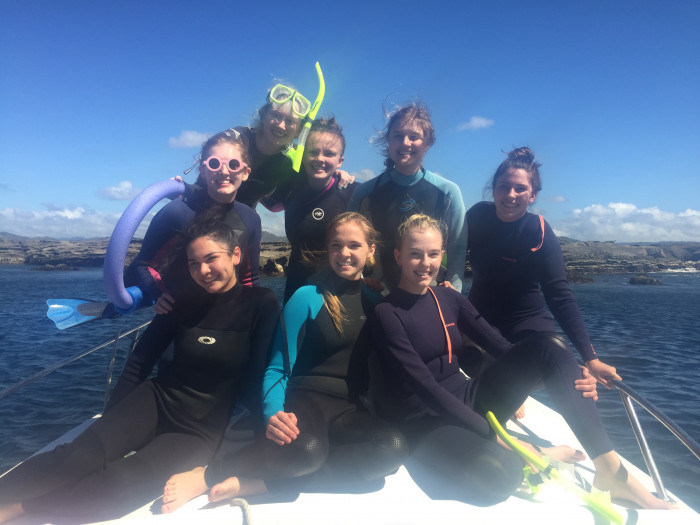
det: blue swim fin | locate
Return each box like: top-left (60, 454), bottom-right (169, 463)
top-left (46, 298), bottom-right (120, 330)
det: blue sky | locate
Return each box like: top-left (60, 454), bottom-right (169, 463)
top-left (1, 0), bottom-right (698, 242)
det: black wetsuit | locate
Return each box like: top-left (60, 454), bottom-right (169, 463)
top-left (282, 175), bottom-right (358, 303)
top-left (124, 184), bottom-right (262, 301)
top-left (0, 284), bottom-right (279, 520)
top-left (204, 276), bottom-right (407, 490)
top-left (234, 127), bottom-right (298, 211)
top-left (370, 286), bottom-right (613, 504)
top-left (466, 201), bottom-right (597, 361)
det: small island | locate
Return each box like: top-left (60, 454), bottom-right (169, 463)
top-left (629, 274), bottom-right (663, 285)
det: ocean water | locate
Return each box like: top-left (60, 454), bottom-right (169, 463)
top-left (0, 266), bottom-right (698, 511)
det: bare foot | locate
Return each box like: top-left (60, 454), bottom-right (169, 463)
top-left (592, 452), bottom-right (675, 510)
top-left (540, 445), bottom-right (586, 464)
top-left (209, 477), bottom-right (267, 503)
top-left (161, 466), bottom-right (208, 514)
top-left (0, 503), bottom-right (24, 524)
top-left (513, 404), bottom-right (526, 420)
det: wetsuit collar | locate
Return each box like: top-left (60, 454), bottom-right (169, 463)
top-left (388, 167), bottom-right (426, 187)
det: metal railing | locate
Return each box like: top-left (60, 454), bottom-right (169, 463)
top-left (0, 321), bottom-right (151, 412)
top-left (610, 378), bottom-right (700, 502)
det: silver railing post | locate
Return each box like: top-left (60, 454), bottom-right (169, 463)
top-left (103, 330), bottom-right (122, 412)
top-left (618, 390), bottom-right (670, 501)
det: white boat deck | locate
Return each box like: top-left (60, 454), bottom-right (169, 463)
top-left (6, 397), bottom-right (698, 525)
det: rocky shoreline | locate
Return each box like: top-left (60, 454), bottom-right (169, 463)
top-left (1, 235), bottom-right (699, 281)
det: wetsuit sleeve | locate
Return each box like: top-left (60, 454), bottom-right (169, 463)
top-left (455, 292), bottom-right (513, 358)
top-left (238, 290), bottom-right (280, 421)
top-left (346, 177), bottom-right (375, 213)
top-left (124, 199), bottom-right (192, 302)
top-left (537, 223), bottom-right (597, 362)
top-left (372, 304), bottom-right (492, 437)
top-left (426, 172), bottom-right (467, 292)
top-left (106, 312), bottom-right (179, 410)
top-left (262, 286), bottom-right (324, 422)
top-left (236, 203), bottom-right (262, 287)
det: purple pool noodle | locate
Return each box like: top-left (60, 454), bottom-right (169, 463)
top-left (104, 179), bottom-right (185, 310)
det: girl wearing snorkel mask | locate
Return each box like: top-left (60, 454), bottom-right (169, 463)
top-left (192, 84), bottom-right (351, 212)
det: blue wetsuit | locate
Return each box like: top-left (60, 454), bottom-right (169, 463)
top-left (466, 201), bottom-right (596, 362)
top-left (282, 174), bottom-right (358, 303)
top-left (0, 285), bottom-right (279, 520)
top-left (371, 285), bottom-right (613, 504)
top-left (348, 168), bottom-right (467, 291)
top-left (124, 184), bottom-right (261, 302)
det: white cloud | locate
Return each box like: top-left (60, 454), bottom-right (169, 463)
top-left (97, 181), bottom-right (142, 201)
top-left (0, 205), bottom-right (160, 239)
top-left (546, 195), bottom-right (567, 203)
top-left (351, 169), bottom-right (377, 183)
top-left (457, 116), bottom-right (494, 131)
top-left (554, 203), bottom-right (700, 242)
top-left (169, 130), bottom-right (210, 148)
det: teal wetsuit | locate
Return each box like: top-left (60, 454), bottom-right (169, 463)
top-left (348, 168), bottom-right (467, 291)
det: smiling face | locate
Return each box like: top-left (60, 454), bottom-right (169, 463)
top-left (493, 167), bottom-right (536, 222)
top-left (186, 236), bottom-right (240, 294)
top-left (394, 226), bottom-right (444, 294)
top-left (302, 131), bottom-right (345, 189)
top-left (388, 119), bottom-right (431, 176)
top-left (327, 221), bottom-right (376, 281)
top-left (199, 143), bottom-right (250, 204)
top-left (258, 102), bottom-right (301, 153)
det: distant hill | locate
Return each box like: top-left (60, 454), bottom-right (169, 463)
top-left (261, 231), bottom-right (288, 243)
top-left (1, 231), bottom-right (286, 243)
top-left (2, 231), bottom-right (699, 277)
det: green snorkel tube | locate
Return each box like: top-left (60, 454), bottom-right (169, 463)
top-left (486, 411), bottom-right (624, 525)
top-left (287, 62), bottom-right (325, 172)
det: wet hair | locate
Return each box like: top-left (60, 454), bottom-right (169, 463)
top-left (309, 212), bottom-right (379, 333)
top-left (307, 116), bottom-right (346, 156)
top-left (194, 128), bottom-right (251, 187)
top-left (396, 213), bottom-right (447, 251)
top-left (490, 147), bottom-right (542, 195)
top-left (183, 212), bottom-right (240, 254)
top-left (376, 102), bottom-right (436, 170)
top-left (159, 206), bottom-right (239, 280)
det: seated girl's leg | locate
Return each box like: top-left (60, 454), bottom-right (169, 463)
top-left (474, 332), bottom-right (613, 459)
top-left (23, 431), bottom-right (216, 521)
top-left (0, 382), bottom-right (160, 509)
top-left (263, 390), bottom-right (330, 480)
top-left (405, 421), bottom-right (523, 506)
top-left (323, 408), bottom-right (409, 483)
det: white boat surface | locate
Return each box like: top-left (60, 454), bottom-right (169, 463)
top-left (3, 324), bottom-right (699, 525)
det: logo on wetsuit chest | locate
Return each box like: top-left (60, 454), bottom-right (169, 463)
top-left (398, 197), bottom-right (417, 212)
top-left (198, 336), bottom-right (216, 345)
top-left (312, 208), bottom-right (325, 220)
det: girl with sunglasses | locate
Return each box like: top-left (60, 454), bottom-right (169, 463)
top-left (348, 102), bottom-right (467, 293)
top-left (369, 214), bottom-right (672, 509)
top-left (159, 212), bottom-right (407, 512)
top-left (0, 218), bottom-right (280, 523)
top-left (281, 117), bottom-right (358, 303)
top-left (466, 147), bottom-right (620, 387)
top-left (123, 129), bottom-right (262, 314)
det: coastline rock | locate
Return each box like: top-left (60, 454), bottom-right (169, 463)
top-left (2, 233), bottom-right (699, 279)
top-left (629, 274), bottom-right (663, 285)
